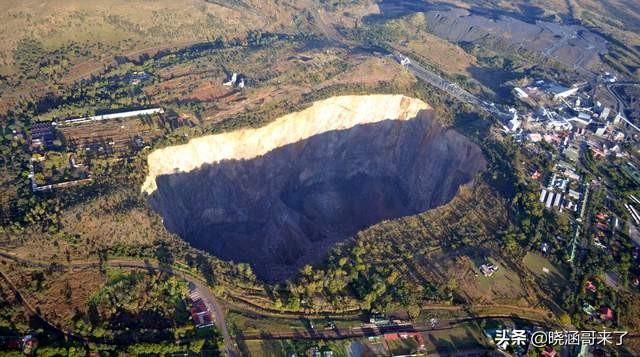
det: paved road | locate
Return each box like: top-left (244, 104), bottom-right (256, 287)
top-left (0, 253), bottom-right (569, 351)
top-left (111, 262), bottom-right (239, 357)
top-left (0, 252), bottom-right (238, 356)
top-left (606, 82), bottom-right (640, 132)
top-left (185, 280), bottom-right (238, 357)
top-left (399, 53), bottom-right (512, 121)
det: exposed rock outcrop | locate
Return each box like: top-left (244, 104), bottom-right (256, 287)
top-left (143, 95), bottom-right (486, 281)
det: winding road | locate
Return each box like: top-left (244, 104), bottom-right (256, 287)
top-left (7, 252), bottom-right (640, 354)
top-left (0, 252), bottom-right (239, 356)
top-left (397, 52), bottom-right (513, 121)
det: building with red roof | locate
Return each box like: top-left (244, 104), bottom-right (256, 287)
top-left (599, 306), bottom-right (614, 321)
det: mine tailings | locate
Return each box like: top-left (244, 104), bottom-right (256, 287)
top-left (142, 95), bottom-right (486, 281)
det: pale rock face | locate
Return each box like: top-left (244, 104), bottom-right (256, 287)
top-left (143, 95), bottom-right (486, 281)
top-left (141, 95), bottom-right (429, 195)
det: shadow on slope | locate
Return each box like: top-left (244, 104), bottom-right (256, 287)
top-left (148, 110), bottom-right (486, 281)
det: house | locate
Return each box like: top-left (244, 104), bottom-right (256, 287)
top-left (613, 112), bottom-right (623, 125)
top-left (21, 335), bottom-right (36, 354)
top-left (384, 332), bottom-right (425, 350)
top-left (541, 242), bottom-right (549, 253)
top-left (370, 315), bottom-right (390, 325)
top-left (578, 112), bottom-right (592, 121)
top-left (583, 303), bottom-right (596, 315)
top-left (307, 346), bottom-right (320, 357)
top-left (568, 190), bottom-right (581, 200)
top-left (394, 54), bottom-right (411, 66)
top-left (224, 73), bottom-right (238, 86)
top-left (505, 113), bottom-right (521, 132)
top-left (189, 296), bottom-right (214, 328)
top-left (321, 348), bottom-right (333, 357)
top-left (480, 264), bottom-right (498, 277)
top-left (528, 133), bottom-right (543, 142)
top-left (30, 122), bottom-right (55, 147)
top-left (514, 87), bottom-right (529, 99)
top-left (599, 306), bottom-right (614, 321)
top-left (591, 147), bottom-right (605, 159)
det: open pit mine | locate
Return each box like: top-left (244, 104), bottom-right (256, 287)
top-left (142, 95), bottom-right (486, 281)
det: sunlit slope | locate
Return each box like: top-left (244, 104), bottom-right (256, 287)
top-left (142, 94), bottom-right (430, 195)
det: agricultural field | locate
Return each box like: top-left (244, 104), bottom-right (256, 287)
top-left (57, 114), bottom-right (168, 155)
top-left (244, 339), bottom-right (351, 357)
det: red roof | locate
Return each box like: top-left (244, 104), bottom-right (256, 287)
top-left (383, 332), bottom-right (424, 347)
top-left (600, 307), bottom-right (614, 321)
top-left (542, 346), bottom-right (557, 357)
top-left (383, 333), bottom-right (401, 341)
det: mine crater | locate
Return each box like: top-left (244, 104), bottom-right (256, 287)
top-left (144, 95), bottom-right (486, 281)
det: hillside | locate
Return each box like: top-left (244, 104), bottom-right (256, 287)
top-left (0, 0), bottom-right (376, 112)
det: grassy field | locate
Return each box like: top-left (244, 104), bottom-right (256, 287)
top-left (0, 264), bottom-right (192, 337)
top-left (420, 323), bottom-right (489, 355)
top-left (0, 0), bottom-right (289, 69)
top-left (244, 339), bottom-right (351, 357)
top-left (0, 0), bottom-right (379, 112)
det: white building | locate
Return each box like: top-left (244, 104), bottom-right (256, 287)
top-left (514, 87), bottom-right (529, 99)
top-left (224, 73), bottom-right (238, 86)
top-left (595, 126), bottom-right (607, 137)
top-left (61, 108), bottom-right (164, 126)
top-left (613, 113), bottom-right (623, 125)
top-left (528, 133), bottom-right (543, 142)
top-left (551, 86), bottom-right (580, 101)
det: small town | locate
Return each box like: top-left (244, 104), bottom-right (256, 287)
top-left (504, 74), bottom-right (640, 261)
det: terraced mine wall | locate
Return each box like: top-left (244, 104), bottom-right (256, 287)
top-left (143, 95), bottom-right (486, 281)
